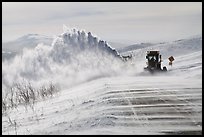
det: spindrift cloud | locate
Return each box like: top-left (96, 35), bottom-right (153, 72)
top-left (2, 26), bottom-right (136, 95)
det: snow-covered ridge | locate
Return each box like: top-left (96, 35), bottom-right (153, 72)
top-left (121, 36), bottom-right (202, 60)
top-left (18, 33), bottom-right (52, 40)
top-left (120, 35), bottom-right (202, 54)
top-left (2, 34), bottom-right (53, 54)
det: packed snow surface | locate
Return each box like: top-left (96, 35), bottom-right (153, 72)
top-left (2, 27), bottom-right (202, 135)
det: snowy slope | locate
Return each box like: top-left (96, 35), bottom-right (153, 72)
top-left (119, 36), bottom-right (202, 74)
top-left (120, 36), bottom-right (202, 59)
top-left (2, 27), bottom-right (202, 135)
top-left (118, 42), bottom-right (157, 53)
top-left (2, 34), bottom-right (53, 52)
top-left (106, 42), bottom-right (129, 51)
top-left (2, 34), bottom-right (53, 61)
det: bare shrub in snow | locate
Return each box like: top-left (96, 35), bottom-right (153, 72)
top-left (2, 81), bottom-right (60, 115)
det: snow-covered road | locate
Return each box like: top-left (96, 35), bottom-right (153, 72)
top-left (2, 75), bottom-right (202, 135)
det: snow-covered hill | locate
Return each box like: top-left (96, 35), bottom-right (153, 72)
top-left (118, 42), bottom-right (157, 53)
top-left (120, 36), bottom-right (202, 59)
top-left (2, 34), bottom-right (53, 52)
top-left (2, 27), bottom-right (202, 135)
top-left (119, 36), bottom-right (202, 74)
top-left (2, 34), bottom-right (53, 61)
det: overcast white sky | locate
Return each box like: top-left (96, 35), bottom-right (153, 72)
top-left (2, 2), bottom-right (202, 44)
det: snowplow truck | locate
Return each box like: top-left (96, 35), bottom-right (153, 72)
top-left (144, 51), bottom-right (167, 73)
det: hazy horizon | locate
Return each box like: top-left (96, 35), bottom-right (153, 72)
top-left (2, 2), bottom-right (202, 44)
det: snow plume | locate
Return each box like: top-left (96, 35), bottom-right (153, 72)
top-left (2, 26), bottom-right (135, 94)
